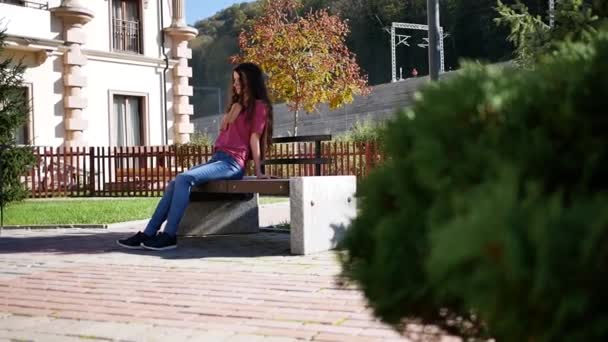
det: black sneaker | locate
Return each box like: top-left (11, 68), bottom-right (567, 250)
top-left (117, 231), bottom-right (151, 249)
top-left (141, 232), bottom-right (177, 251)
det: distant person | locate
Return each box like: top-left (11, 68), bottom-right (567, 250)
top-left (117, 62), bottom-right (273, 250)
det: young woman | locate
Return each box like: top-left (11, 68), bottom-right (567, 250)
top-left (117, 62), bottom-right (273, 250)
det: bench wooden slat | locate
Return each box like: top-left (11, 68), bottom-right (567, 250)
top-left (104, 181), bottom-right (147, 191)
top-left (194, 179), bottom-right (290, 196)
top-left (116, 167), bottom-right (180, 178)
top-left (262, 157), bottom-right (330, 166)
top-left (271, 135), bottom-right (331, 143)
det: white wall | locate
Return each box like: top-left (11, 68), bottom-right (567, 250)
top-left (0, 2), bottom-right (61, 40)
top-left (83, 0), bottom-right (173, 59)
top-left (15, 53), bottom-right (172, 147)
top-left (82, 0), bottom-right (111, 52)
top-left (1, 0), bottom-right (180, 147)
top-left (86, 58), bottom-right (170, 146)
top-left (1, 0), bottom-right (173, 57)
top-left (18, 52), bottom-right (65, 147)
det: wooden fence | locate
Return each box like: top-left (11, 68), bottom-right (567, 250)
top-left (23, 141), bottom-right (384, 198)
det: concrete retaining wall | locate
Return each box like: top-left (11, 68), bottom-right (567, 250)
top-left (192, 76), bottom-right (434, 140)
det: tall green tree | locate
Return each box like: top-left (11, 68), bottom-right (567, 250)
top-left (496, 0), bottom-right (607, 67)
top-left (0, 28), bottom-right (35, 207)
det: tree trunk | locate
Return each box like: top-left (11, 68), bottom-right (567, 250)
top-left (293, 109), bottom-right (299, 136)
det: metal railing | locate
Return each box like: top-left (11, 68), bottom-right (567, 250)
top-left (0, 0), bottom-right (49, 10)
top-left (112, 18), bottom-right (142, 54)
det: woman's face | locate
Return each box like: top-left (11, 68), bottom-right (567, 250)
top-left (233, 71), bottom-right (242, 96)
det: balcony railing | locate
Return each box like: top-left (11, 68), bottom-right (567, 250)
top-left (112, 18), bottom-right (142, 54)
top-left (0, 0), bottom-right (49, 10)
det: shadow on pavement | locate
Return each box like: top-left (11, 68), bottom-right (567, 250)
top-left (0, 231), bottom-right (292, 259)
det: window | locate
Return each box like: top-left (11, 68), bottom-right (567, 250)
top-left (112, 0), bottom-right (142, 54)
top-left (0, 0), bottom-right (24, 5)
top-left (13, 87), bottom-right (31, 145)
top-left (15, 120), bottom-right (29, 145)
top-left (112, 95), bottom-right (143, 146)
top-left (0, 0), bottom-right (49, 10)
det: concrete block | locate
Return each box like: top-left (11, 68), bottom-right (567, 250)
top-left (176, 45), bottom-right (192, 59)
top-left (65, 118), bottom-right (87, 131)
top-left (289, 176), bottom-right (357, 255)
top-left (175, 85), bottom-right (193, 96)
top-left (64, 74), bottom-right (87, 87)
top-left (178, 193), bottom-right (259, 236)
top-left (175, 122), bottom-right (194, 134)
top-left (65, 96), bottom-right (87, 109)
top-left (175, 103), bottom-right (194, 115)
top-left (64, 51), bottom-right (87, 66)
top-left (174, 66), bottom-right (192, 77)
top-left (66, 28), bottom-right (86, 44)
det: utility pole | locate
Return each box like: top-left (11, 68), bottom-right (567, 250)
top-left (427, 0), bottom-right (441, 81)
top-left (549, 0), bottom-right (555, 28)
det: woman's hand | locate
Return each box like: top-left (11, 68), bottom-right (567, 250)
top-left (256, 172), bottom-right (271, 179)
top-left (220, 103), bottom-right (243, 132)
top-left (220, 115), bottom-right (229, 131)
top-left (250, 132), bottom-right (269, 179)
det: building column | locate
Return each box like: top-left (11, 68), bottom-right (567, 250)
top-left (51, 0), bottom-right (94, 147)
top-left (165, 0), bottom-right (197, 144)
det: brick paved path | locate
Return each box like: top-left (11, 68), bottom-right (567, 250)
top-left (0, 224), bottom-right (453, 342)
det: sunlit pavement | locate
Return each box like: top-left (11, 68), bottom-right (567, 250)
top-left (0, 214), bottom-right (457, 341)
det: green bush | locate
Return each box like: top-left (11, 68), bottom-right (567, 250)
top-left (339, 30), bottom-right (608, 340)
top-left (170, 131), bottom-right (214, 169)
top-left (335, 120), bottom-right (384, 143)
top-left (0, 28), bottom-right (35, 206)
top-left (188, 130), bottom-right (213, 147)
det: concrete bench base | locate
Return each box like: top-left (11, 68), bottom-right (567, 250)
top-left (289, 176), bottom-right (356, 255)
top-left (177, 176), bottom-right (357, 255)
top-left (178, 194), bottom-right (259, 236)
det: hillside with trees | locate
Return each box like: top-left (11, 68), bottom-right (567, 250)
top-left (189, 0), bottom-right (554, 117)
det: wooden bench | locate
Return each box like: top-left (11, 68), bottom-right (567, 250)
top-left (261, 134), bottom-right (332, 176)
top-left (105, 134), bottom-right (331, 193)
top-left (178, 135), bottom-right (357, 255)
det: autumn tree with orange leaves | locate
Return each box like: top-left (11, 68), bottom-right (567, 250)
top-left (231, 0), bottom-right (369, 136)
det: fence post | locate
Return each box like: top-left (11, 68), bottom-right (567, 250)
top-left (315, 140), bottom-right (321, 176)
top-left (365, 141), bottom-right (371, 176)
top-left (89, 146), bottom-right (96, 196)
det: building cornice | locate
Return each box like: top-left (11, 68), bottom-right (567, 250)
top-left (84, 50), bottom-right (179, 68)
top-left (3, 35), bottom-right (178, 69)
top-left (3, 35), bottom-right (63, 65)
top-left (5, 34), bottom-right (64, 51)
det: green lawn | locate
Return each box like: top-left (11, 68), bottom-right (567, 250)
top-left (4, 197), bottom-right (288, 225)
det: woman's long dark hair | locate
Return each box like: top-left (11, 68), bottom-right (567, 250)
top-left (228, 62), bottom-right (274, 157)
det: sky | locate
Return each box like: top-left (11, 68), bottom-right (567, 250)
top-left (186, 0), bottom-right (256, 25)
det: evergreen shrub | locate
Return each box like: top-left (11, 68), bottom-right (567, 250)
top-left (0, 28), bottom-right (35, 206)
top-left (339, 30), bottom-right (608, 341)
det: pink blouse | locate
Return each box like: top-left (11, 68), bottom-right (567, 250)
top-left (214, 100), bottom-right (268, 168)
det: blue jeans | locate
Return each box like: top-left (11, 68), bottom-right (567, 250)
top-left (143, 151), bottom-right (244, 237)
